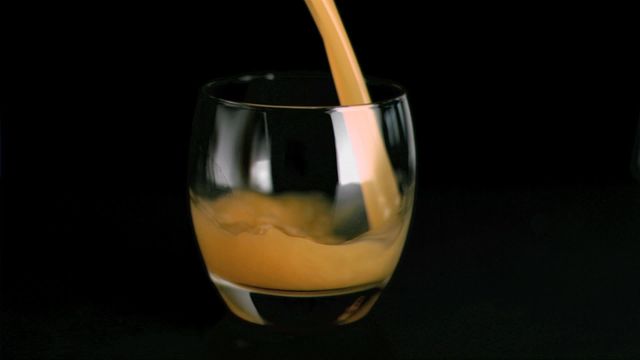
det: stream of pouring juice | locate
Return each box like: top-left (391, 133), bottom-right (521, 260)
top-left (190, 0), bottom-right (409, 325)
top-left (305, 0), bottom-right (401, 229)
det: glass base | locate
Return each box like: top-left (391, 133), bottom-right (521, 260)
top-left (210, 273), bottom-right (383, 330)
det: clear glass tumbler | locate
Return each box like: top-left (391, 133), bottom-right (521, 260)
top-left (188, 72), bottom-right (416, 329)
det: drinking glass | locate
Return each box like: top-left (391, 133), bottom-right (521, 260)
top-left (188, 72), bottom-right (415, 329)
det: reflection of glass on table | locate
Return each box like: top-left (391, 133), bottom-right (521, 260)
top-left (204, 314), bottom-right (397, 357)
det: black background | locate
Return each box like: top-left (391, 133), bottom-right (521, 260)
top-left (2, 1), bottom-right (640, 358)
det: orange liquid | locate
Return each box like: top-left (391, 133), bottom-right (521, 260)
top-left (305, 0), bottom-right (400, 230)
top-left (191, 191), bottom-right (410, 290)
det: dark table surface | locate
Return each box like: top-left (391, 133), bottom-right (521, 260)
top-left (3, 184), bottom-right (640, 359)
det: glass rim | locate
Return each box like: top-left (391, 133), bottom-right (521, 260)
top-left (201, 71), bottom-right (408, 111)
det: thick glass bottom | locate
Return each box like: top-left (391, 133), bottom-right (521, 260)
top-left (210, 273), bottom-right (383, 330)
